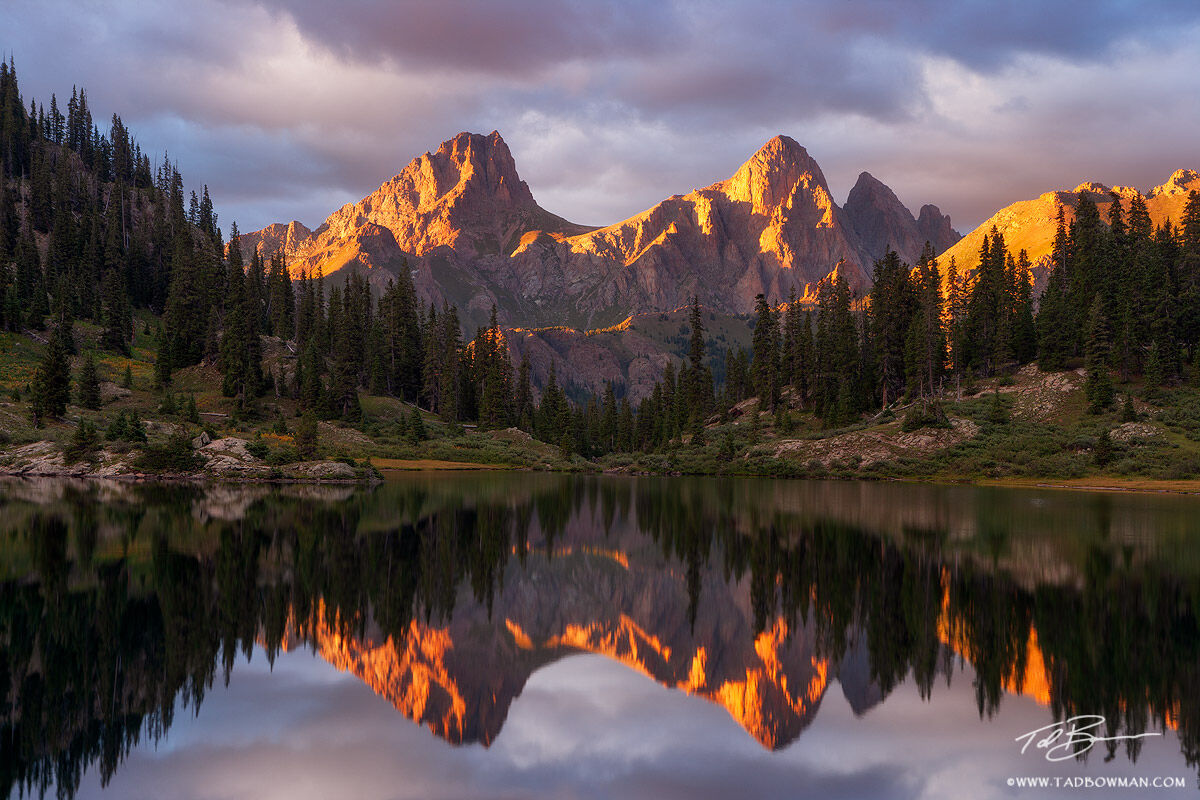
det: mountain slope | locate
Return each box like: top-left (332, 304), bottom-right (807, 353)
top-left (938, 169), bottom-right (1200, 273)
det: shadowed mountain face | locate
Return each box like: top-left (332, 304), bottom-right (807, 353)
top-left (242, 133), bottom-right (956, 330)
top-left (4, 475), bottom-right (1200, 799)
top-left (843, 171), bottom-right (959, 267)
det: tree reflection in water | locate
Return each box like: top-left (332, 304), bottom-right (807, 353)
top-left (1, 475), bottom-right (1199, 798)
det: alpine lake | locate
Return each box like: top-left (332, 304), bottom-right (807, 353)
top-left (3, 473), bottom-right (1199, 799)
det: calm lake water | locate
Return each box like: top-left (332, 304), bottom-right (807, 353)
top-left (2, 474), bottom-right (1199, 799)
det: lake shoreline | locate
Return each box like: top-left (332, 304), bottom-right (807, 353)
top-left (7, 456), bottom-right (1200, 497)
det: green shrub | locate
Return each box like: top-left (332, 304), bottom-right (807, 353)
top-left (134, 433), bottom-right (203, 472)
top-left (265, 446), bottom-right (299, 466)
top-left (902, 399), bottom-right (950, 432)
top-left (64, 420), bottom-right (101, 464)
top-left (105, 410), bottom-right (147, 443)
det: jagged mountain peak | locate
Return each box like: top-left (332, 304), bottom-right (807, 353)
top-left (398, 129), bottom-right (533, 210)
top-left (846, 171), bottom-right (907, 214)
top-left (849, 170), bottom-right (888, 191)
top-left (1149, 168), bottom-right (1200, 198)
top-left (245, 132), bottom-right (953, 334)
top-left (729, 134), bottom-right (825, 185)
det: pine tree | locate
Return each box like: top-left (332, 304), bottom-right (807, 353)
top-left (379, 261), bottom-right (422, 401)
top-left (76, 351), bottom-right (101, 410)
top-left (30, 329), bottom-right (72, 426)
top-left (99, 267), bottom-right (131, 353)
top-left (751, 294), bottom-right (779, 410)
top-left (266, 250), bottom-right (294, 340)
top-left (870, 249), bottom-right (916, 405)
top-left (407, 406), bottom-right (427, 443)
top-left (514, 355), bottom-right (534, 432)
top-left (295, 412), bottom-right (318, 459)
top-left (683, 296), bottom-right (714, 419)
top-left (1144, 340), bottom-right (1164, 399)
top-left (812, 273), bottom-right (860, 425)
top-left (64, 419), bottom-right (101, 464)
top-left (1084, 294), bottom-right (1114, 413)
top-left (475, 306), bottom-right (512, 429)
top-left (1036, 255), bottom-right (1072, 371)
top-left (536, 363), bottom-right (568, 443)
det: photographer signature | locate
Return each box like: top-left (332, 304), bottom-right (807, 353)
top-left (1016, 716), bottom-right (1161, 762)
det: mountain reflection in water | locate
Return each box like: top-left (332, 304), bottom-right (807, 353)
top-left (2, 474), bottom-right (1199, 799)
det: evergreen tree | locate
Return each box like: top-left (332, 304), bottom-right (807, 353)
top-left (869, 249), bottom-right (917, 405)
top-left (812, 273), bottom-right (860, 425)
top-left (475, 306), bottom-right (512, 430)
top-left (266, 250), bottom-right (294, 340)
top-left (64, 419), bottom-right (101, 464)
top-left (751, 294), bottom-right (779, 410)
top-left (1084, 294), bottom-right (1114, 412)
top-left (76, 351), bottom-right (101, 410)
top-left (536, 363), bottom-right (568, 442)
top-left (514, 355), bottom-right (534, 432)
top-left (378, 263), bottom-right (422, 401)
top-left (904, 243), bottom-right (946, 398)
top-left (30, 328), bottom-right (72, 425)
top-left (294, 412), bottom-right (318, 459)
top-left (683, 296), bottom-right (714, 419)
top-left (219, 224), bottom-right (262, 408)
top-left (99, 267), bottom-right (131, 353)
top-left (1036, 220), bottom-right (1073, 373)
top-left (407, 406), bottom-right (427, 443)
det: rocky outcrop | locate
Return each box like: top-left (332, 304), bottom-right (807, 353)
top-left (286, 460), bottom-right (357, 481)
top-left (199, 437), bottom-right (272, 479)
top-left (916, 204), bottom-right (960, 254)
top-left (237, 220), bottom-right (312, 260)
top-left (0, 437), bottom-right (364, 483)
top-left (843, 171), bottom-right (960, 267)
top-left (0, 441), bottom-right (139, 477)
top-left (244, 132), bottom-right (951, 331)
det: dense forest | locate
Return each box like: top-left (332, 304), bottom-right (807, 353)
top-left (3, 60), bottom-right (1200, 466)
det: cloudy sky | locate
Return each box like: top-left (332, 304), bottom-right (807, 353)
top-left (4, 0), bottom-right (1200, 234)
top-left (69, 648), bottom-right (1191, 800)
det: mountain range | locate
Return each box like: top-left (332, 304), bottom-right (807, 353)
top-left (241, 132), bottom-right (1197, 402)
top-left (241, 131), bottom-right (959, 331)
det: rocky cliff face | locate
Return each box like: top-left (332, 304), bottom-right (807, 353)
top-left (237, 220), bottom-right (311, 261)
top-left (842, 171), bottom-right (960, 268)
top-left (514, 135), bottom-right (875, 320)
top-left (243, 132), bottom-right (951, 331)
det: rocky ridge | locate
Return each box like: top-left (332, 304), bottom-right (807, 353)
top-left (242, 132), bottom-right (958, 330)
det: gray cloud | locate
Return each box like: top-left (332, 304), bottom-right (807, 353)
top-left (3, 0), bottom-right (1200, 235)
